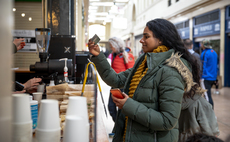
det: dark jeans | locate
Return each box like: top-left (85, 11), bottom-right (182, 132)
top-left (204, 80), bottom-right (216, 108)
top-left (108, 88), bottom-right (123, 122)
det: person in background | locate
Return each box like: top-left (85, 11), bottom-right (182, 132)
top-left (200, 39), bottom-right (218, 108)
top-left (13, 38), bottom-right (25, 53)
top-left (107, 37), bottom-right (134, 124)
top-left (185, 133), bottom-right (224, 142)
top-left (88, 18), bottom-right (201, 142)
top-left (183, 39), bottom-right (209, 101)
top-left (184, 39), bottom-right (202, 70)
top-left (13, 38), bottom-right (42, 93)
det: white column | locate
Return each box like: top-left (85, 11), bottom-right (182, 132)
top-left (77, 0), bottom-right (83, 51)
top-left (189, 17), bottom-right (193, 40)
top-left (0, 0), bottom-right (13, 141)
top-left (220, 7), bottom-right (225, 86)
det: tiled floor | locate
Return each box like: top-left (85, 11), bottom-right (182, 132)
top-left (98, 71), bottom-right (230, 142)
top-left (212, 87), bottom-right (230, 141)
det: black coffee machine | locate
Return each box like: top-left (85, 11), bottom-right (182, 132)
top-left (30, 28), bottom-right (75, 85)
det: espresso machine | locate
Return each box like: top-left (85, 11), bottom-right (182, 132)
top-left (30, 28), bottom-right (73, 85)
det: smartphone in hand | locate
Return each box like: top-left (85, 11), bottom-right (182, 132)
top-left (91, 34), bottom-right (100, 45)
top-left (110, 88), bottom-right (124, 99)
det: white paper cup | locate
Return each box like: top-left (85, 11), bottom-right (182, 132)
top-left (12, 94), bottom-right (32, 124)
top-left (36, 99), bottom-right (60, 131)
top-left (63, 116), bottom-right (87, 142)
top-left (12, 122), bottom-right (32, 142)
top-left (37, 84), bottom-right (45, 93)
top-left (35, 129), bottom-right (60, 142)
top-left (32, 92), bottom-right (43, 103)
top-left (66, 96), bottom-right (89, 122)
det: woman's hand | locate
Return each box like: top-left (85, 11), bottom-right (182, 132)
top-left (112, 92), bottom-right (129, 109)
top-left (88, 39), bottom-right (100, 56)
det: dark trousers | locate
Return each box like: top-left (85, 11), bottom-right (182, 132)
top-left (108, 88), bottom-right (123, 122)
top-left (204, 80), bottom-right (216, 108)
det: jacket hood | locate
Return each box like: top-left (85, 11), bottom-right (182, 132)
top-left (165, 52), bottom-right (206, 95)
top-left (181, 94), bottom-right (202, 110)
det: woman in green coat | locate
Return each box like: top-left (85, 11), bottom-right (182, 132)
top-left (88, 19), bottom-right (201, 142)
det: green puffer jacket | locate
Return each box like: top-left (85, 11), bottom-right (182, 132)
top-left (91, 49), bottom-right (194, 142)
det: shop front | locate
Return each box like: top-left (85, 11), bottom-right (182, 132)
top-left (193, 9), bottom-right (221, 79)
top-left (175, 20), bottom-right (190, 40)
top-left (193, 9), bottom-right (221, 55)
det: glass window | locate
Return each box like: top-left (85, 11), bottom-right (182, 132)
top-left (168, 0), bottom-right (171, 7)
top-left (185, 20), bottom-right (189, 28)
top-left (195, 11), bottom-right (219, 25)
top-left (175, 23), bottom-right (183, 29)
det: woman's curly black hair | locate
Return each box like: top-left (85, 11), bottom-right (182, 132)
top-left (146, 19), bottom-right (201, 98)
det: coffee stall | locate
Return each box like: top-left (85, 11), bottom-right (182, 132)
top-left (12, 0), bottom-right (109, 141)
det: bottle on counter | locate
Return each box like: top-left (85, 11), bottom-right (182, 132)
top-left (30, 96), bottom-right (38, 133)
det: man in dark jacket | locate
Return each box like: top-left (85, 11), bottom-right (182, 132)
top-left (184, 39), bottom-right (202, 72)
top-left (200, 39), bottom-right (218, 108)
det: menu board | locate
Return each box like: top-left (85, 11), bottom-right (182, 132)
top-left (12, 30), bottom-right (37, 52)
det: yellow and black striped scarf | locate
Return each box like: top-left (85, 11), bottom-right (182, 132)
top-left (123, 45), bottom-right (169, 141)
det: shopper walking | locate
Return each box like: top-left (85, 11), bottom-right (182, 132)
top-left (200, 39), bottom-right (218, 108)
top-left (88, 18), bottom-right (201, 142)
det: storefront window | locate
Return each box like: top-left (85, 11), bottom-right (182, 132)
top-left (195, 11), bottom-right (219, 25)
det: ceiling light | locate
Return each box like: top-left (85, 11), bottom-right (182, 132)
top-left (21, 13), bottom-right (25, 17)
top-left (13, 8), bottom-right (16, 12)
top-left (90, 2), bottom-right (114, 6)
top-left (103, 21), bottom-right (106, 25)
top-left (115, 0), bottom-right (129, 2)
top-left (89, 6), bottom-right (98, 10)
top-left (89, 12), bottom-right (108, 16)
top-left (89, 17), bottom-right (108, 21)
top-left (89, 9), bottom-right (98, 13)
top-left (28, 17), bottom-right (32, 21)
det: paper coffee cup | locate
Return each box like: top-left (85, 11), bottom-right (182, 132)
top-left (37, 84), bottom-right (45, 93)
top-left (35, 129), bottom-right (60, 142)
top-left (32, 92), bottom-right (43, 103)
top-left (63, 116), bottom-right (87, 142)
top-left (12, 122), bottom-right (32, 142)
top-left (12, 94), bottom-right (32, 124)
top-left (36, 99), bottom-right (60, 131)
top-left (66, 96), bottom-right (89, 122)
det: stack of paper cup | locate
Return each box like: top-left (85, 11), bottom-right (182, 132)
top-left (32, 92), bottom-right (43, 104)
top-left (12, 94), bottom-right (32, 142)
top-left (63, 116), bottom-right (87, 142)
top-left (64, 96), bottom-right (89, 142)
top-left (35, 99), bottom-right (60, 142)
